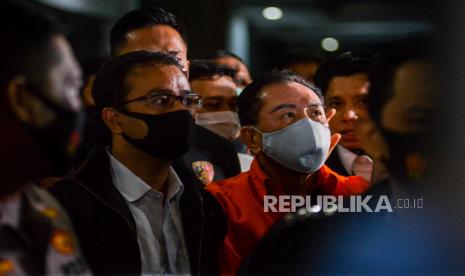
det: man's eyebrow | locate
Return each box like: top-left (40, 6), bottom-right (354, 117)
top-left (308, 102), bottom-right (323, 108)
top-left (270, 104), bottom-right (297, 113)
top-left (145, 88), bottom-right (174, 95)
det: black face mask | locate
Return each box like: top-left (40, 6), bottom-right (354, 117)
top-left (120, 110), bottom-right (196, 160)
top-left (383, 130), bottom-right (430, 180)
top-left (23, 84), bottom-right (85, 176)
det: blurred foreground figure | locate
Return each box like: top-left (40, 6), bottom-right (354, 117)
top-left (239, 50), bottom-right (464, 274)
top-left (0, 2), bottom-right (90, 275)
top-left (206, 70), bottom-right (369, 275)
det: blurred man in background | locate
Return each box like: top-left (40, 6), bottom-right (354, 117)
top-left (110, 6), bottom-right (189, 74)
top-left (0, 2), bottom-right (90, 274)
top-left (315, 52), bottom-right (380, 181)
top-left (208, 50), bottom-right (252, 93)
top-left (278, 51), bottom-right (324, 84)
top-left (190, 61), bottom-right (240, 142)
top-left (187, 61), bottom-right (250, 184)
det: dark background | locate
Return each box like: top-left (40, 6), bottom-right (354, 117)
top-left (16, 0), bottom-right (442, 76)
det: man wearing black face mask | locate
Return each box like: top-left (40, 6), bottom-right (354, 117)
top-left (0, 2), bottom-right (90, 275)
top-left (50, 51), bottom-right (226, 275)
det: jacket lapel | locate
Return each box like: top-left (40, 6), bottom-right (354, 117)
top-left (76, 148), bottom-right (137, 233)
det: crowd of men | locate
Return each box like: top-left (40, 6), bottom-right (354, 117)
top-left (0, 1), bottom-right (463, 275)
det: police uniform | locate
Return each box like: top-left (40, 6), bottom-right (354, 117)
top-left (0, 185), bottom-right (91, 276)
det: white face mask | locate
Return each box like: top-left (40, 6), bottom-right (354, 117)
top-left (253, 118), bottom-right (331, 173)
top-left (195, 111), bottom-right (241, 141)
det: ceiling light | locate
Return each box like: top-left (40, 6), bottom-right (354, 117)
top-left (321, 37), bottom-right (339, 52)
top-left (263, 7), bottom-right (283, 20)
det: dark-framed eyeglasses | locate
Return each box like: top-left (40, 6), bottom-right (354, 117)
top-left (114, 91), bottom-right (203, 111)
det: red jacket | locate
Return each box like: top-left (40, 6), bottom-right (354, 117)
top-left (206, 158), bottom-right (369, 275)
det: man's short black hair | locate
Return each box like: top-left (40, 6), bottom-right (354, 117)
top-left (0, 1), bottom-right (62, 89)
top-left (207, 50), bottom-right (245, 63)
top-left (92, 50), bottom-right (182, 110)
top-left (237, 69), bottom-right (323, 126)
top-left (189, 60), bottom-right (237, 82)
top-left (314, 51), bottom-right (380, 95)
top-left (110, 7), bottom-right (187, 56)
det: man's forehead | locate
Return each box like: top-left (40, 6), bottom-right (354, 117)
top-left (217, 57), bottom-right (241, 69)
top-left (191, 78), bottom-right (236, 97)
top-left (127, 25), bottom-right (183, 44)
top-left (128, 64), bottom-right (186, 85)
top-left (118, 25), bottom-right (186, 55)
top-left (260, 82), bottom-right (321, 102)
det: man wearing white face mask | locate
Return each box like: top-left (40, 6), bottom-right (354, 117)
top-left (206, 70), bottom-right (370, 275)
top-left (190, 61), bottom-right (243, 142)
top-left (183, 61), bottom-right (251, 185)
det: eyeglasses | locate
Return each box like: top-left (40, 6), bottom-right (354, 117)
top-left (114, 91), bottom-right (203, 111)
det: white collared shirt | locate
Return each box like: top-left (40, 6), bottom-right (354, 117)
top-left (337, 145), bottom-right (373, 182)
top-left (107, 149), bottom-right (191, 275)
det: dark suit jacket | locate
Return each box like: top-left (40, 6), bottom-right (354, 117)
top-left (50, 148), bottom-right (226, 275)
top-left (325, 149), bottom-right (351, 177)
top-left (180, 125), bottom-right (241, 182)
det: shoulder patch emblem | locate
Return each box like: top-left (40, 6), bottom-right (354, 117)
top-left (0, 259), bottom-right (14, 275)
top-left (51, 230), bottom-right (75, 255)
top-left (192, 161), bottom-right (215, 185)
top-left (40, 207), bottom-right (58, 219)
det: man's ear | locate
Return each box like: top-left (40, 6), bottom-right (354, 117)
top-left (326, 108), bottom-right (336, 123)
top-left (327, 133), bottom-right (341, 161)
top-left (240, 126), bottom-right (262, 154)
top-left (101, 107), bottom-right (123, 134)
top-left (6, 76), bottom-right (34, 124)
top-left (324, 108), bottom-right (340, 159)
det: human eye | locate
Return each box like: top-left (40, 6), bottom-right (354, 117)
top-left (149, 94), bottom-right (170, 107)
top-left (357, 96), bottom-right (368, 107)
top-left (184, 95), bottom-right (202, 107)
top-left (310, 109), bottom-right (324, 117)
top-left (236, 78), bottom-right (247, 87)
top-left (203, 98), bottom-right (222, 110)
top-left (168, 51), bottom-right (182, 62)
top-left (327, 99), bottom-right (342, 109)
top-left (281, 112), bottom-right (296, 119)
